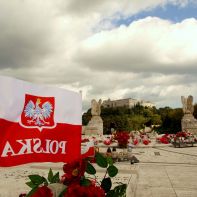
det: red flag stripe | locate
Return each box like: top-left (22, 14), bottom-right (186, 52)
top-left (0, 119), bottom-right (81, 167)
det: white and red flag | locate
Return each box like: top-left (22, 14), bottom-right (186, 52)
top-left (0, 76), bottom-right (82, 167)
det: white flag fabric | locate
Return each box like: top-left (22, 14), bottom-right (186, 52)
top-left (0, 76), bottom-right (82, 167)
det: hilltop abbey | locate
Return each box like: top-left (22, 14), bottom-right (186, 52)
top-left (102, 98), bottom-right (155, 108)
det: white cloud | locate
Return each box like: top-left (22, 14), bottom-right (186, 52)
top-left (0, 0), bottom-right (197, 111)
top-left (74, 17), bottom-right (197, 75)
top-left (0, 0), bottom-right (58, 68)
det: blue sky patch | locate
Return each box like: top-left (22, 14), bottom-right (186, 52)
top-left (113, 2), bottom-right (197, 26)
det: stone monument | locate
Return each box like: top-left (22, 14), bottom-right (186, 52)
top-left (181, 95), bottom-right (197, 134)
top-left (84, 99), bottom-right (103, 135)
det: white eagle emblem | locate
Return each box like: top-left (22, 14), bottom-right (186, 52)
top-left (24, 98), bottom-right (53, 126)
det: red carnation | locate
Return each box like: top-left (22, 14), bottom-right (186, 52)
top-left (159, 135), bottom-right (169, 144)
top-left (31, 186), bottom-right (53, 197)
top-left (143, 139), bottom-right (150, 145)
top-left (103, 139), bottom-right (111, 145)
top-left (133, 138), bottom-right (139, 145)
top-left (62, 160), bottom-right (87, 185)
top-left (64, 184), bottom-right (105, 197)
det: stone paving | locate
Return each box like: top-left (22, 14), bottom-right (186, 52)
top-left (0, 161), bottom-right (137, 197)
top-left (0, 145), bottom-right (197, 196)
top-left (132, 145), bottom-right (197, 164)
top-left (129, 145), bottom-right (197, 197)
top-left (134, 163), bottom-right (197, 197)
top-left (0, 164), bottom-right (62, 197)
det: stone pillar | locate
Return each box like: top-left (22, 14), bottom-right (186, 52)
top-left (181, 95), bottom-right (197, 135)
top-left (84, 99), bottom-right (103, 135)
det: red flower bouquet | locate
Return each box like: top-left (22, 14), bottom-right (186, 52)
top-left (159, 134), bottom-right (170, 144)
top-left (103, 138), bottom-right (111, 145)
top-left (142, 139), bottom-right (150, 145)
top-left (19, 153), bottom-right (127, 197)
top-left (133, 138), bottom-right (139, 145)
top-left (64, 183), bottom-right (105, 197)
top-left (115, 131), bottom-right (130, 148)
top-left (171, 131), bottom-right (196, 147)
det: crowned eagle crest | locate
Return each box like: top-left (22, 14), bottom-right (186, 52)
top-left (24, 98), bottom-right (53, 126)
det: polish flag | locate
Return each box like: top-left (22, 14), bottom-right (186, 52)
top-left (81, 141), bottom-right (95, 159)
top-left (0, 76), bottom-right (82, 167)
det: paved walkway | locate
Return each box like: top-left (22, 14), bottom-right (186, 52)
top-left (0, 145), bottom-right (197, 197)
top-left (129, 145), bottom-right (197, 197)
top-left (135, 163), bottom-right (197, 197)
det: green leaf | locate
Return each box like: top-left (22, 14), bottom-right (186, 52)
top-left (107, 165), bottom-right (118, 177)
top-left (101, 177), bottom-right (112, 193)
top-left (51, 172), bottom-right (60, 183)
top-left (86, 162), bottom-right (96, 175)
top-left (106, 190), bottom-right (115, 197)
top-left (48, 168), bottom-right (53, 183)
top-left (28, 175), bottom-right (45, 185)
top-left (95, 152), bottom-right (108, 168)
top-left (106, 157), bottom-right (113, 166)
top-left (43, 177), bottom-right (48, 186)
top-left (106, 184), bottom-right (127, 197)
top-left (80, 178), bottom-right (91, 186)
top-left (113, 184), bottom-right (127, 197)
top-left (26, 181), bottom-right (36, 188)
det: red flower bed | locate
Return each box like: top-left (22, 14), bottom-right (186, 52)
top-left (176, 131), bottom-right (188, 138)
top-left (142, 139), bottom-right (150, 145)
top-left (159, 134), bottom-right (170, 144)
top-left (115, 131), bottom-right (130, 147)
top-left (103, 138), bottom-right (111, 145)
top-left (133, 138), bottom-right (139, 145)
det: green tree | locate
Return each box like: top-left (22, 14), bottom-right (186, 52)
top-left (128, 115), bottom-right (146, 131)
top-left (82, 104), bottom-right (183, 135)
top-left (156, 107), bottom-right (183, 133)
top-left (82, 109), bottom-right (91, 125)
top-left (193, 103), bottom-right (197, 119)
top-left (150, 114), bottom-right (162, 126)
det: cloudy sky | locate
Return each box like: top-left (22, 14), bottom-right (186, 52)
top-left (0, 0), bottom-right (197, 111)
